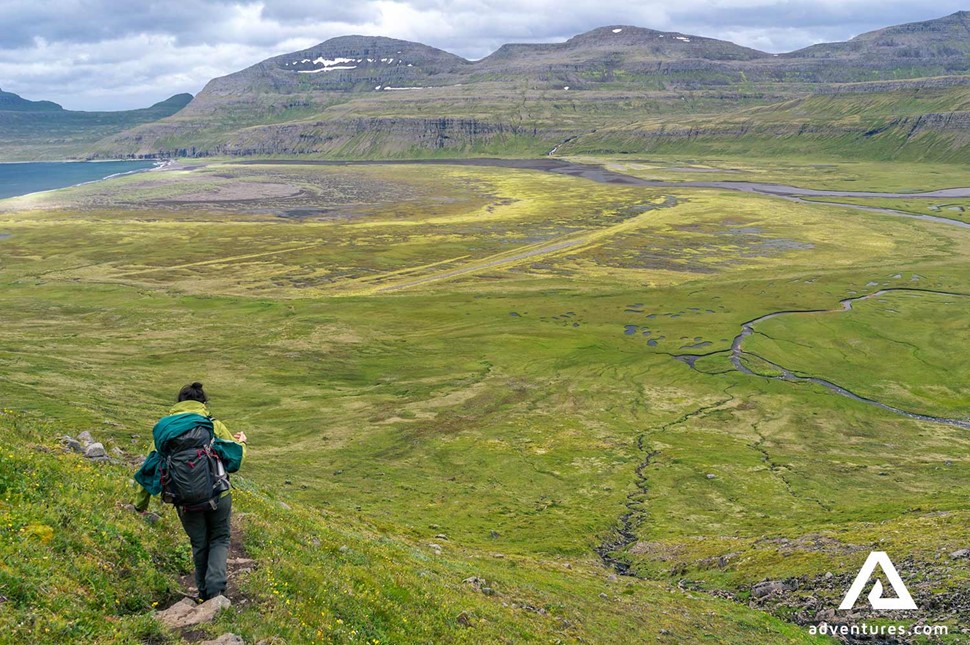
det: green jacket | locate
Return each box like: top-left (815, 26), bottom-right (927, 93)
top-left (132, 400), bottom-right (246, 511)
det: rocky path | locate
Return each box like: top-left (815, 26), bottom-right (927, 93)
top-left (162, 515), bottom-right (260, 643)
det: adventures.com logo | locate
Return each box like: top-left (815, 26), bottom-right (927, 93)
top-left (808, 551), bottom-right (949, 639)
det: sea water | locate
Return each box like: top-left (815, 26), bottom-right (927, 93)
top-left (0, 160), bottom-right (156, 200)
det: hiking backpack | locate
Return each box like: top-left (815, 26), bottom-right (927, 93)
top-left (157, 421), bottom-right (230, 512)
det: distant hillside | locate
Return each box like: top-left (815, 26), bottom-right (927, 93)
top-left (0, 88), bottom-right (62, 112)
top-left (790, 10), bottom-right (970, 60)
top-left (560, 84), bottom-right (970, 163)
top-left (26, 12), bottom-right (970, 161)
top-left (0, 93), bottom-right (192, 161)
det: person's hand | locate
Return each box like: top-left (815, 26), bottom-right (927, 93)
top-left (234, 431), bottom-right (247, 443)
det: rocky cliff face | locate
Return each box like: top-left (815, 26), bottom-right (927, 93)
top-left (101, 116), bottom-right (566, 159)
top-left (559, 85), bottom-right (970, 162)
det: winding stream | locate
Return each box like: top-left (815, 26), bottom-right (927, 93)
top-left (675, 288), bottom-right (970, 429)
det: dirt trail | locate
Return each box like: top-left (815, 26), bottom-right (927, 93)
top-left (118, 244), bottom-right (319, 277)
top-left (178, 515), bottom-right (256, 606)
top-left (172, 514), bottom-right (257, 643)
top-left (374, 238), bottom-right (587, 293)
top-left (342, 195), bottom-right (677, 294)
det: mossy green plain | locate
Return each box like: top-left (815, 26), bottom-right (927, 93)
top-left (0, 156), bottom-right (967, 643)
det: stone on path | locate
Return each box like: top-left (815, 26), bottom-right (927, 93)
top-left (202, 634), bottom-right (245, 645)
top-left (227, 557), bottom-right (256, 567)
top-left (156, 595), bottom-right (231, 629)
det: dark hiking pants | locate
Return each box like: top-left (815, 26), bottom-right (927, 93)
top-left (178, 493), bottom-right (232, 601)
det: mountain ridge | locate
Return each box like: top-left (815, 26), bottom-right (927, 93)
top-left (0, 93), bottom-right (193, 161)
top-left (6, 11), bottom-right (970, 162)
top-left (0, 88), bottom-right (63, 112)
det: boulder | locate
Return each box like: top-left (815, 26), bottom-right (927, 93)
top-left (155, 598), bottom-right (197, 628)
top-left (202, 634), bottom-right (245, 645)
top-left (751, 580), bottom-right (789, 599)
top-left (950, 548), bottom-right (970, 559)
top-left (84, 443), bottom-right (107, 458)
top-left (61, 436), bottom-right (83, 453)
top-left (156, 595), bottom-right (231, 629)
top-left (77, 431), bottom-right (94, 446)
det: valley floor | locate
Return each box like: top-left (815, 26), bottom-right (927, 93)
top-left (0, 154), bottom-right (967, 643)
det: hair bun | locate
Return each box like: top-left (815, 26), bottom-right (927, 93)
top-left (191, 381), bottom-right (204, 389)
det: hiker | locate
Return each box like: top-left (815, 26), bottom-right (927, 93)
top-left (132, 382), bottom-right (247, 601)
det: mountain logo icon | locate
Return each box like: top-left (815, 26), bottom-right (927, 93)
top-left (839, 551), bottom-right (917, 610)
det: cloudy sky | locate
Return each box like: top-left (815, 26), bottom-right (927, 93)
top-left (0, 1), bottom-right (963, 111)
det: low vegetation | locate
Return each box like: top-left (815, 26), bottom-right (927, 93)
top-left (1, 156), bottom-right (967, 641)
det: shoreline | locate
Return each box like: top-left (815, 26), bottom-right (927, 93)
top-left (0, 159), bottom-right (161, 201)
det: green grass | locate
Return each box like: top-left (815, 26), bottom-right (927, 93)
top-left (0, 410), bottom-right (824, 644)
top-left (0, 411), bottom-right (186, 643)
top-left (564, 87), bottom-right (970, 163)
top-left (801, 196), bottom-right (970, 224)
top-left (744, 289), bottom-right (970, 416)
top-left (1, 157), bottom-right (968, 641)
top-left (584, 155), bottom-right (970, 193)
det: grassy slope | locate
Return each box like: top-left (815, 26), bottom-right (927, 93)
top-left (0, 410), bottom-right (819, 644)
top-left (92, 79), bottom-right (970, 162)
top-left (587, 155), bottom-right (970, 192)
top-left (743, 290), bottom-right (969, 416)
top-left (564, 86), bottom-right (970, 163)
top-left (92, 83), bottom-right (785, 161)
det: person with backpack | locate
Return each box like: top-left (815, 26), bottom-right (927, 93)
top-left (132, 382), bottom-right (247, 602)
